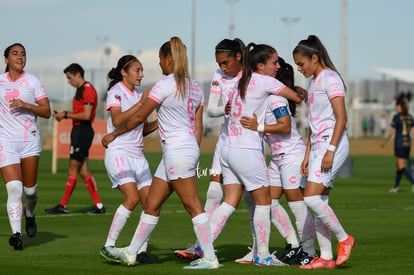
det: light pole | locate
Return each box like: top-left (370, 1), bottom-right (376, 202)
top-left (281, 17), bottom-right (300, 58)
top-left (191, 0), bottom-right (196, 79)
top-left (226, 0), bottom-right (239, 38)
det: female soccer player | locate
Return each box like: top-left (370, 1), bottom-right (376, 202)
top-left (293, 35), bottom-right (355, 269)
top-left (101, 37), bottom-right (220, 269)
top-left (174, 38), bottom-right (255, 261)
top-left (381, 99), bottom-right (414, 193)
top-left (204, 43), bottom-right (302, 266)
top-left (0, 43), bottom-right (51, 249)
top-left (239, 57), bottom-right (315, 265)
top-left (99, 55), bottom-right (158, 264)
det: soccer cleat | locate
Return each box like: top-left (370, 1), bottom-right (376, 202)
top-left (45, 204), bottom-right (68, 214)
top-left (254, 254), bottom-right (288, 267)
top-left (336, 235), bottom-right (356, 265)
top-left (388, 188), bottom-right (399, 193)
top-left (9, 232), bottom-right (23, 250)
top-left (279, 243), bottom-right (303, 264)
top-left (136, 252), bottom-right (156, 264)
top-left (235, 247), bottom-right (254, 264)
top-left (100, 246), bottom-right (122, 263)
top-left (85, 206), bottom-right (106, 214)
top-left (174, 245), bottom-right (202, 260)
top-left (24, 209), bottom-right (37, 238)
top-left (183, 257), bottom-right (222, 269)
top-left (300, 257), bottom-right (335, 269)
top-left (116, 247), bottom-right (137, 266)
top-left (294, 251), bottom-right (316, 266)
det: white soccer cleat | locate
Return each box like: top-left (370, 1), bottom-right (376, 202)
top-left (117, 247), bottom-right (137, 266)
top-left (183, 257), bottom-right (222, 269)
top-left (235, 247), bottom-right (254, 264)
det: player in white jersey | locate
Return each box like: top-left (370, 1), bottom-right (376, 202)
top-left (205, 43), bottom-right (303, 267)
top-left (173, 38), bottom-right (256, 261)
top-left (293, 35), bottom-right (355, 269)
top-left (0, 43), bottom-right (51, 250)
top-left (100, 55), bottom-right (158, 264)
top-left (239, 57), bottom-right (315, 265)
top-left (101, 37), bottom-right (220, 269)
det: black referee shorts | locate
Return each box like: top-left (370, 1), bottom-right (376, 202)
top-left (70, 123), bottom-right (94, 162)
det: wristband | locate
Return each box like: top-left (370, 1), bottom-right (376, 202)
top-left (64, 111), bottom-right (68, 119)
top-left (257, 124), bottom-right (265, 133)
top-left (327, 144), bottom-right (336, 152)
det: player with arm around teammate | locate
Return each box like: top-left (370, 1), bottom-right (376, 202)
top-left (101, 37), bottom-right (221, 269)
top-left (99, 55), bottom-right (158, 264)
top-left (239, 57), bottom-right (315, 265)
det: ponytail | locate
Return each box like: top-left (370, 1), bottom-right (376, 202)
top-left (160, 37), bottom-right (189, 97)
top-left (293, 35), bottom-right (346, 90)
top-left (107, 55), bottom-right (138, 91)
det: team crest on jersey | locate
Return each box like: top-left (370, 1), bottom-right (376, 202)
top-left (211, 80), bottom-right (219, 88)
top-left (115, 95), bottom-right (121, 101)
top-left (20, 79), bottom-right (28, 87)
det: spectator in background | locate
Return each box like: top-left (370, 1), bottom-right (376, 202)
top-left (369, 115), bottom-right (375, 137)
top-left (380, 114), bottom-right (387, 137)
top-left (362, 117), bottom-right (368, 137)
top-left (45, 63), bottom-right (105, 214)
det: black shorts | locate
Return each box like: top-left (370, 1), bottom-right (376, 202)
top-left (70, 123), bottom-right (94, 162)
top-left (395, 146), bottom-right (410, 159)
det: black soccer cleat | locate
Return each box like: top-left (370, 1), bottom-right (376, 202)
top-left (295, 251), bottom-right (316, 266)
top-left (85, 206), bottom-right (106, 214)
top-left (45, 204), bottom-right (68, 214)
top-left (279, 243), bottom-right (303, 264)
top-left (136, 252), bottom-right (156, 264)
top-left (9, 232), bottom-right (23, 250)
top-left (25, 215), bottom-right (37, 237)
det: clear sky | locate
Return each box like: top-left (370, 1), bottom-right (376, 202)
top-left (1, 0), bottom-right (412, 99)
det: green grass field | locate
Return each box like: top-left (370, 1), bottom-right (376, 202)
top-left (0, 151), bottom-right (413, 274)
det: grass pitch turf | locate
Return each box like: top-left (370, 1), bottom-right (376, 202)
top-left (0, 152), bottom-right (413, 274)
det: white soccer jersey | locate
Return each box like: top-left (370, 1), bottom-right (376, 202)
top-left (148, 74), bottom-right (204, 147)
top-left (307, 69), bottom-right (346, 147)
top-left (0, 72), bottom-right (47, 142)
top-left (263, 95), bottom-right (306, 158)
top-left (209, 69), bottom-right (242, 139)
top-left (106, 82), bottom-right (145, 157)
top-left (224, 72), bottom-right (286, 150)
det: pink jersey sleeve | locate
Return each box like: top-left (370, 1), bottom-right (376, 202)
top-left (326, 72), bottom-right (345, 99)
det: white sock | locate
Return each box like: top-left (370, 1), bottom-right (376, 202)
top-left (23, 184), bottom-right (38, 218)
top-left (127, 213), bottom-right (159, 255)
top-left (314, 215), bottom-right (333, 260)
top-left (6, 180), bottom-right (23, 234)
top-left (210, 202), bottom-right (235, 241)
top-left (104, 204), bottom-right (131, 247)
top-left (193, 213), bottom-right (216, 261)
top-left (204, 181), bottom-right (223, 219)
top-left (304, 195), bottom-right (348, 242)
top-left (243, 190), bottom-right (256, 253)
top-left (254, 205), bottom-right (271, 258)
top-left (288, 200), bottom-right (315, 255)
top-left (271, 199), bottom-right (299, 247)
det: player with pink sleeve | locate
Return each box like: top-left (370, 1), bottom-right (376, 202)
top-left (0, 43), bottom-right (51, 250)
top-left (293, 35), bottom-right (355, 269)
top-left (101, 37), bottom-right (220, 269)
top-left (207, 43), bottom-right (302, 267)
top-left (100, 55), bottom-right (158, 265)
